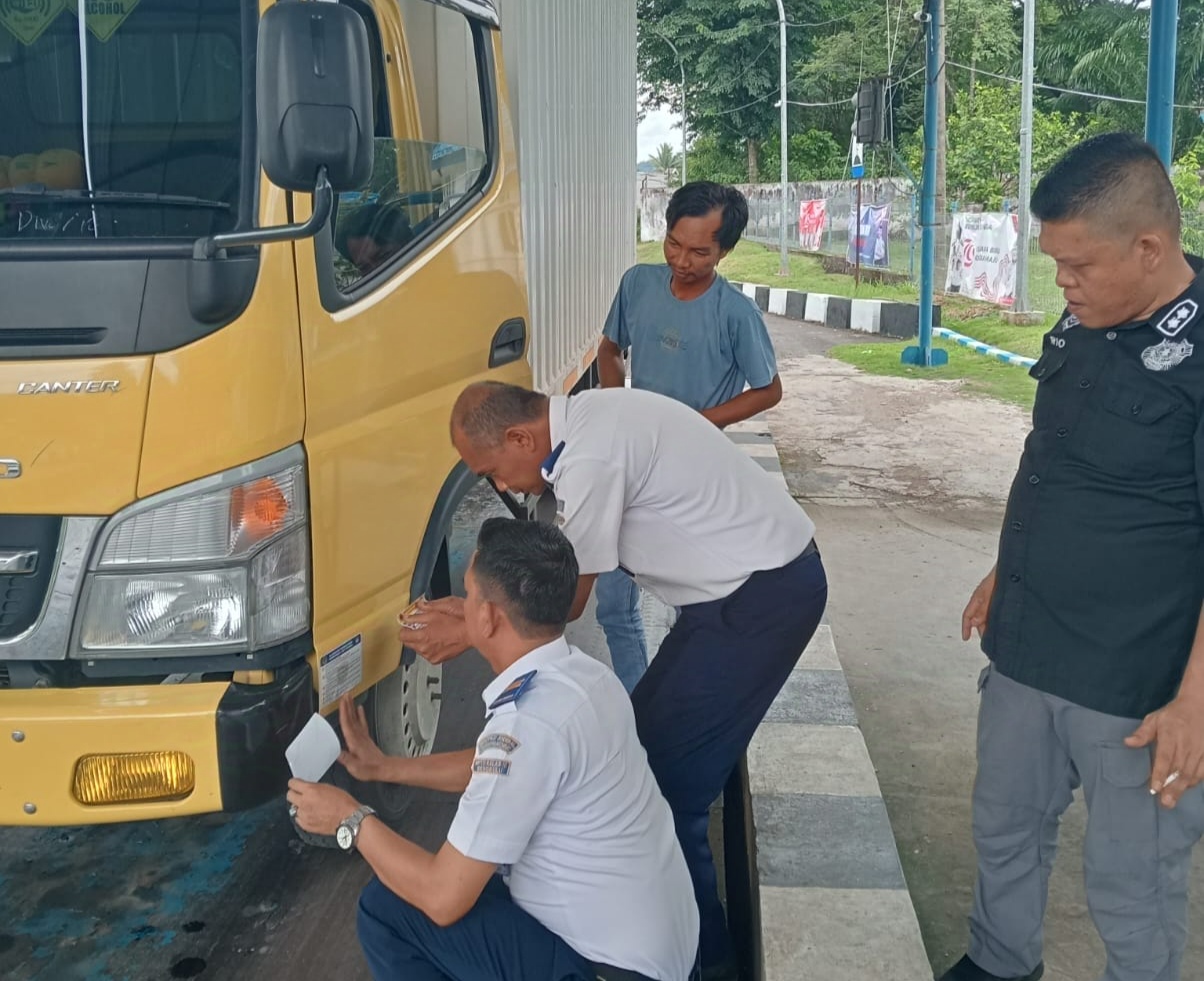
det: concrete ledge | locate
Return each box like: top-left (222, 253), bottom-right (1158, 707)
top-left (850, 299), bottom-right (884, 334)
top-left (824, 297), bottom-right (852, 331)
top-left (724, 422), bottom-right (932, 981)
top-left (768, 288), bottom-right (788, 316)
top-left (804, 293), bottom-right (830, 325)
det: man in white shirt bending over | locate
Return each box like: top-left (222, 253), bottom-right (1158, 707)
top-left (407, 383), bottom-right (828, 981)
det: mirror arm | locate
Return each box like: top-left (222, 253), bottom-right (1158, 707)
top-left (193, 166), bottom-right (334, 259)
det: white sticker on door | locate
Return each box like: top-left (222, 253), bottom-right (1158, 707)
top-left (319, 634), bottom-right (363, 708)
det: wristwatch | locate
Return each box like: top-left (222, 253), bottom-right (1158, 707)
top-left (336, 805), bottom-right (377, 852)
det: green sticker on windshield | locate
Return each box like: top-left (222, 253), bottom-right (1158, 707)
top-left (66, 0), bottom-right (138, 42)
top-left (0, 0), bottom-right (67, 47)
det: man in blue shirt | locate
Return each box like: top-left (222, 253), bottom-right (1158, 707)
top-left (596, 181), bottom-right (783, 692)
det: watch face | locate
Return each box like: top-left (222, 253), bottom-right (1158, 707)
top-left (336, 825), bottom-right (354, 851)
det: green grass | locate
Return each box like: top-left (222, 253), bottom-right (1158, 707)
top-left (635, 240), bottom-right (1051, 407)
top-left (828, 340), bottom-right (1038, 407)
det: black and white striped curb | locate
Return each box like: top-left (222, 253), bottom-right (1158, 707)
top-left (732, 281), bottom-right (941, 338)
top-left (727, 418), bottom-right (932, 981)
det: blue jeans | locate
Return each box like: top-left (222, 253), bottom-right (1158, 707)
top-left (594, 568), bottom-right (649, 693)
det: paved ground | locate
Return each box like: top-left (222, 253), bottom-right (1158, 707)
top-left (6, 313), bottom-right (1203, 981)
top-left (762, 312), bottom-right (1204, 980)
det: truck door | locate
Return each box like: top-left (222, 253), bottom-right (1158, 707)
top-left (291, 0), bottom-right (531, 711)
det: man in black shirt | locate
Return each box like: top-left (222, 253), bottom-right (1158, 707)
top-left (939, 133), bottom-right (1204, 981)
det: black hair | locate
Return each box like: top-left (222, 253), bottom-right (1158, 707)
top-left (472, 517), bottom-right (579, 637)
top-left (666, 181), bottom-right (749, 251)
top-left (335, 202), bottom-right (413, 257)
top-left (1031, 132), bottom-right (1180, 236)
top-left (451, 382), bottom-right (548, 448)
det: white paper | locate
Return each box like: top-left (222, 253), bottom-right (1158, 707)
top-left (286, 712), bottom-right (342, 783)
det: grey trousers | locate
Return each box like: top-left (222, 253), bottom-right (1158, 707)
top-left (969, 665), bottom-right (1204, 981)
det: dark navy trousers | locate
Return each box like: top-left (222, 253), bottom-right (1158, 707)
top-left (357, 875), bottom-right (681, 981)
top-left (357, 875), bottom-right (593, 981)
top-left (632, 545), bottom-right (828, 969)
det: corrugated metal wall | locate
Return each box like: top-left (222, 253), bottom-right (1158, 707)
top-left (494, 0), bottom-right (637, 393)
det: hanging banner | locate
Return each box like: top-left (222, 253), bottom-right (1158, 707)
top-left (945, 212), bottom-right (1019, 306)
top-left (846, 202), bottom-right (891, 268)
top-left (797, 199), bottom-right (826, 252)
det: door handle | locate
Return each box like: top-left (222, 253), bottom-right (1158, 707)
top-left (488, 318), bottom-right (527, 368)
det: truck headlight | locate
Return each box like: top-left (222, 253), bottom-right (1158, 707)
top-left (75, 447), bottom-right (311, 657)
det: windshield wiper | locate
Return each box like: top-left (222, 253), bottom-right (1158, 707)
top-left (0, 187), bottom-right (231, 210)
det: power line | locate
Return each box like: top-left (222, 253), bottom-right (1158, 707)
top-left (785, 96), bottom-right (856, 108)
top-left (640, 14), bottom-right (855, 44)
top-left (943, 60), bottom-right (1203, 110)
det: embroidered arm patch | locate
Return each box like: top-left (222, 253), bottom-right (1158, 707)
top-left (472, 758), bottom-right (511, 776)
top-left (478, 733), bottom-right (520, 754)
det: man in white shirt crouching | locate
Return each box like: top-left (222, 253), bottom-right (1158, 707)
top-left (287, 517), bottom-right (699, 981)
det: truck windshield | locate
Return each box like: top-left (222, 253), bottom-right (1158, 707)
top-left (0, 0), bottom-right (249, 242)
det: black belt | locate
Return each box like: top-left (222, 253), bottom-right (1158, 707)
top-left (800, 537), bottom-right (819, 560)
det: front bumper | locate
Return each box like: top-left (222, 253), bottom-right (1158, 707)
top-left (0, 662), bottom-right (313, 825)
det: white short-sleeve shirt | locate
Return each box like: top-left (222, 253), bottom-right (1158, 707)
top-left (544, 388), bottom-right (815, 606)
top-left (447, 637), bottom-right (698, 981)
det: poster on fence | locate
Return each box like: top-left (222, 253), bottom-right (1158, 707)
top-left (946, 212), bottom-right (1018, 306)
top-left (846, 203), bottom-right (891, 267)
top-left (798, 199), bottom-right (827, 251)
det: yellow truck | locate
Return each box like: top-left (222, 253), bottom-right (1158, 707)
top-left (0, 0), bottom-right (634, 825)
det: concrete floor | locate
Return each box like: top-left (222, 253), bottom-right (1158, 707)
top-left (762, 313), bottom-right (1204, 980)
top-left (5, 312), bottom-right (1202, 981)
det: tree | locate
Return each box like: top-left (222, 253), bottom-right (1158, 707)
top-left (905, 84), bottom-right (1097, 208)
top-left (647, 142), bottom-right (682, 183)
top-left (1172, 135), bottom-right (1204, 256)
top-left (638, 0), bottom-right (827, 181)
top-left (1037, 0), bottom-right (1204, 157)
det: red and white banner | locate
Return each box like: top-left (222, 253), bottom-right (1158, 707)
top-left (797, 199), bottom-right (827, 252)
top-left (945, 212), bottom-right (1019, 306)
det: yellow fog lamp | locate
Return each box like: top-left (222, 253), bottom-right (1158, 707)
top-left (72, 751), bottom-right (197, 805)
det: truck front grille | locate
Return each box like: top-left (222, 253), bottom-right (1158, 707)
top-left (0, 516), bottom-right (62, 640)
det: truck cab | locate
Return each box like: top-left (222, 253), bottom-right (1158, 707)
top-left (0, 0), bottom-right (555, 825)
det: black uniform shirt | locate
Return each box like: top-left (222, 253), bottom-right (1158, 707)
top-left (984, 259), bottom-right (1204, 718)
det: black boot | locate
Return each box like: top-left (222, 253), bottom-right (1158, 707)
top-left (935, 954), bottom-right (1044, 981)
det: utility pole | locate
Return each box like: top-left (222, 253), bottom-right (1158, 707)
top-left (935, 0), bottom-right (947, 265)
top-left (776, 0), bottom-right (790, 275)
top-left (1145, 0), bottom-right (1179, 167)
top-left (655, 32), bottom-right (687, 186)
top-left (903, 0), bottom-right (949, 368)
top-left (1015, 0), bottom-right (1036, 314)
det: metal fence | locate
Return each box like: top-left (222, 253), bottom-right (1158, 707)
top-left (737, 178), bottom-right (921, 279)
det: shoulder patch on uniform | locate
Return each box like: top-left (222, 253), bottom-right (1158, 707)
top-left (1059, 312), bottom-right (1080, 332)
top-left (1155, 299), bottom-right (1199, 338)
top-left (478, 733), bottom-right (520, 754)
top-left (488, 670), bottom-right (537, 711)
top-left (472, 758), bottom-right (511, 776)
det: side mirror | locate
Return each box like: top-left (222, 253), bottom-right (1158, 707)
top-left (257, 0), bottom-right (374, 193)
top-left (189, 0), bottom-right (375, 288)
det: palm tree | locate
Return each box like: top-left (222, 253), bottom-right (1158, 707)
top-left (1037, 0), bottom-right (1204, 157)
top-left (647, 142), bottom-right (682, 185)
